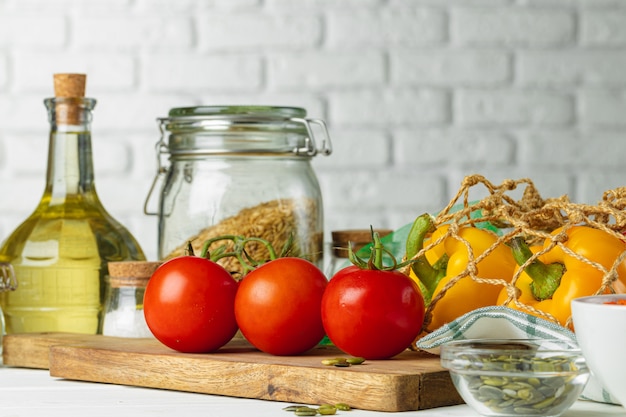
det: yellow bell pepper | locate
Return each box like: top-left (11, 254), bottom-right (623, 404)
top-left (497, 225), bottom-right (626, 327)
top-left (406, 214), bottom-right (517, 331)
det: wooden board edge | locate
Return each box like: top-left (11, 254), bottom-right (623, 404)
top-left (2, 333), bottom-right (55, 369)
top-left (418, 369), bottom-right (464, 410)
top-left (1, 333), bottom-right (154, 369)
top-left (48, 343), bottom-right (459, 412)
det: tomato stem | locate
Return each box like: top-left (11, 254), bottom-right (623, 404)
top-left (195, 234), bottom-right (292, 277)
top-left (185, 241), bottom-right (196, 256)
top-left (278, 233), bottom-right (295, 257)
top-left (366, 230), bottom-right (393, 270)
top-left (200, 235), bottom-right (240, 260)
top-left (347, 227), bottom-right (401, 271)
top-left (244, 237), bottom-right (278, 261)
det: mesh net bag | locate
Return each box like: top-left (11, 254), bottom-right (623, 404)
top-left (403, 174), bottom-right (626, 333)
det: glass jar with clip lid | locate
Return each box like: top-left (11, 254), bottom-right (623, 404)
top-left (144, 106), bottom-right (332, 276)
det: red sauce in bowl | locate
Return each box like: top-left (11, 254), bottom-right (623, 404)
top-left (604, 300), bottom-right (626, 305)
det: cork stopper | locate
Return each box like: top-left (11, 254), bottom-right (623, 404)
top-left (331, 229), bottom-right (393, 259)
top-left (53, 73), bottom-right (87, 125)
top-left (107, 261), bottom-right (162, 288)
top-left (54, 73), bottom-right (86, 98)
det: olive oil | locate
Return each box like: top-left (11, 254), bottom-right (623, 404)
top-left (0, 74), bottom-right (145, 334)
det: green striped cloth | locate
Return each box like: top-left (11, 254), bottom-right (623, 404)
top-left (415, 306), bottom-right (619, 405)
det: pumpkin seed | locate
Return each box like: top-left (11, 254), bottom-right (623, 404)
top-left (321, 358), bottom-right (346, 366)
top-left (482, 377), bottom-right (508, 387)
top-left (334, 403), bottom-right (351, 411)
top-left (284, 403), bottom-right (346, 415)
top-left (478, 385), bottom-right (504, 400)
top-left (321, 357), bottom-right (365, 367)
top-left (295, 407), bottom-right (318, 416)
top-left (317, 405), bottom-right (337, 415)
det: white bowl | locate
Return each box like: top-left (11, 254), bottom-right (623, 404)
top-left (571, 294), bottom-right (626, 406)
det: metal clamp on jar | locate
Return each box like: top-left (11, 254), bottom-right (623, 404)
top-left (144, 106), bottom-right (332, 275)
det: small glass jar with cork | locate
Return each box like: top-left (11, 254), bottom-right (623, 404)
top-left (102, 261), bottom-right (161, 338)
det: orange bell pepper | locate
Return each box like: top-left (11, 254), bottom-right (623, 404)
top-left (406, 214), bottom-right (517, 331)
top-left (497, 225), bottom-right (626, 327)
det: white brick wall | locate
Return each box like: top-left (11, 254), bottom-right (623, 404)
top-left (1, 0), bottom-right (626, 261)
top-left (451, 8), bottom-right (575, 47)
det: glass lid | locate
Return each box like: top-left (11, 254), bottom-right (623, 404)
top-left (167, 106), bottom-right (307, 119)
top-left (157, 105), bottom-right (331, 157)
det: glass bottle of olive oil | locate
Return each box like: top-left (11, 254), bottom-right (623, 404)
top-left (0, 74), bottom-right (145, 334)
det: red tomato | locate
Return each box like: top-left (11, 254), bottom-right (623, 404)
top-left (321, 265), bottom-right (425, 360)
top-left (143, 256), bottom-right (239, 353)
top-left (234, 257), bottom-right (327, 356)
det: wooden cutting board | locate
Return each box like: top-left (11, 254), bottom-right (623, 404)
top-left (2, 333), bottom-right (463, 412)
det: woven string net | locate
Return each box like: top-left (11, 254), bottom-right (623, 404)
top-left (403, 174), bottom-right (626, 333)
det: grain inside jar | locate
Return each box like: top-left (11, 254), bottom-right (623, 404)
top-left (166, 198), bottom-right (322, 277)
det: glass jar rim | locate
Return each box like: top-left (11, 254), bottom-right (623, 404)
top-left (167, 105), bottom-right (307, 119)
top-left (156, 105), bottom-right (331, 158)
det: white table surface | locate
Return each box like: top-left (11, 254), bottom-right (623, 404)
top-left (1, 365), bottom-right (625, 417)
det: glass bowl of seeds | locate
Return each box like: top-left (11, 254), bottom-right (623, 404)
top-left (440, 339), bottom-right (589, 417)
